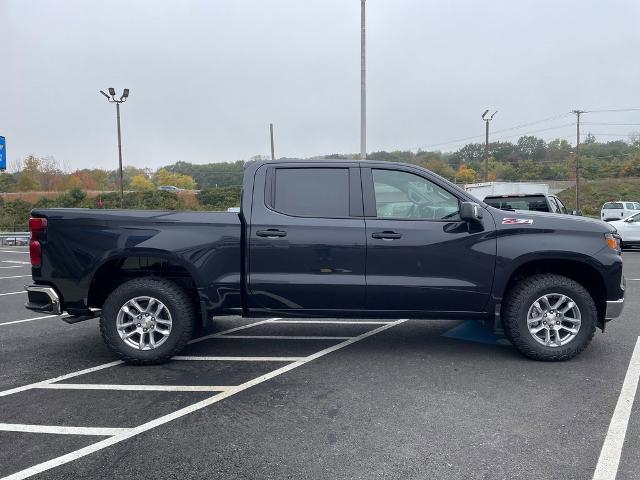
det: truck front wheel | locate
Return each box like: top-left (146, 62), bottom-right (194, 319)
top-left (100, 277), bottom-right (195, 365)
top-left (502, 273), bottom-right (597, 361)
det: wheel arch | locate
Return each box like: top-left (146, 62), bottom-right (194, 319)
top-left (88, 250), bottom-right (203, 321)
top-left (500, 257), bottom-right (607, 325)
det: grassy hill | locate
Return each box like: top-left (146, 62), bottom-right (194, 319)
top-left (558, 178), bottom-right (640, 217)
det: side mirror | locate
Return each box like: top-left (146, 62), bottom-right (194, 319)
top-left (460, 202), bottom-right (483, 223)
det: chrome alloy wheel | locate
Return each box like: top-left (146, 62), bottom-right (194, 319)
top-left (116, 296), bottom-right (173, 350)
top-left (526, 293), bottom-right (581, 347)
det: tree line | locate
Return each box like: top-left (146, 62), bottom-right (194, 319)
top-left (2, 135), bottom-right (640, 193)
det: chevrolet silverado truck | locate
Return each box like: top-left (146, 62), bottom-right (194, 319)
top-left (24, 159), bottom-right (625, 364)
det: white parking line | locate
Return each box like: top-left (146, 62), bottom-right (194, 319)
top-left (592, 336), bottom-right (640, 480)
top-left (219, 335), bottom-right (352, 340)
top-left (1, 319), bottom-right (407, 480)
top-left (0, 275), bottom-right (31, 280)
top-left (0, 361), bottom-right (124, 398)
top-left (187, 318), bottom-right (280, 344)
top-left (0, 315), bottom-right (59, 326)
top-left (271, 320), bottom-right (391, 325)
top-left (0, 266), bottom-right (22, 270)
top-left (0, 291), bottom-right (25, 297)
top-left (1, 260), bottom-right (31, 265)
top-left (0, 250), bottom-right (29, 254)
top-left (0, 424), bottom-right (131, 436)
top-left (37, 384), bottom-right (232, 392)
top-left (0, 319), bottom-right (276, 397)
top-left (172, 356), bottom-right (305, 362)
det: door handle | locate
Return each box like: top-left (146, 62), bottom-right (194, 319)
top-left (371, 231), bottom-right (402, 240)
top-left (256, 229), bottom-right (287, 238)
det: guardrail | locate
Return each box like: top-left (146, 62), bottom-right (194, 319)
top-left (0, 232), bottom-right (29, 247)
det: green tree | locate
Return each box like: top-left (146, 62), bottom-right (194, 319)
top-left (155, 168), bottom-right (197, 189)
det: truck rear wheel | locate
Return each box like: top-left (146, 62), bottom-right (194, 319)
top-left (502, 273), bottom-right (597, 361)
top-left (100, 277), bottom-right (195, 365)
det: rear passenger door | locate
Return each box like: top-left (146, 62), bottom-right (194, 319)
top-left (248, 164), bottom-right (366, 314)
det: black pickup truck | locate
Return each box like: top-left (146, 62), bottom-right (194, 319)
top-left (25, 159), bottom-right (625, 364)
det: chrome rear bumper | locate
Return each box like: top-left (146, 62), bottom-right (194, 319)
top-left (24, 285), bottom-right (62, 315)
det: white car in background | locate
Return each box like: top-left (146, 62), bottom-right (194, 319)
top-left (609, 212), bottom-right (640, 249)
top-left (601, 201), bottom-right (640, 221)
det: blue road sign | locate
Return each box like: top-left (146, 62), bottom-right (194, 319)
top-left (0, 136), bottom-right (5, 170)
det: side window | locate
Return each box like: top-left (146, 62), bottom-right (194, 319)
top-left (372, 169), bottom-right (459, 220)
top-left (554, 196), bottom-right (568, 214)
top-left (547, 196), bottom-right (561, 213)
top-left (272, 168), bottom-right (350, 217)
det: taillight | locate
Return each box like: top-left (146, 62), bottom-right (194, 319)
top-left (28, 217), bottom-right (47, 267)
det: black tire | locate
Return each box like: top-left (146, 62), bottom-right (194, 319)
top-left (100, 277), bottom-right (195, 365)
top-left (502, 273), bottom-right (597, 361)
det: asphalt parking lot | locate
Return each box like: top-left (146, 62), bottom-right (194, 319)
top-left (0, 246), bottom-right (639, 480)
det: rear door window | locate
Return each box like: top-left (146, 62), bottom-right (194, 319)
top-left (485, 196), bottom-right (549, 211)
top-left (604, 202), bottom-right (623, 209)
top-left (272, 168), bottom-right (350, 217)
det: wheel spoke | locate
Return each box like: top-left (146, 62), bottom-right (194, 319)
top-left (530, 325), bottom-right (547, 334)
top-left (559, 301), bottom-right (575, 314)
top-left (528, 316), bottom-right (544, 325)
top-left (554, 330), bottom-right (563, 346)
top-left (154, 302), bottom-right (164, 316)
top-left (539, 296), bottom-right (552, 311)
top-left (552, 295), bottom-right (567, 310)
top-left (117, 321), bottom-right (135, 330)
top-left (155, 318), bottom-right (171, 325)
top-left (138, 332), bottom-right (146, 350)
top-left (544, 329), bottom-right (551, 345)
top-left (130, 299), bottom-right (144, 314)
top-left (149, 332), bottom-right (156, 348)
top-left (562, 326), bottom-right (579, 335)
top-left (124, 329), bottom-right (138, 339)
top-left (121, 305), bottom-right (137, 318)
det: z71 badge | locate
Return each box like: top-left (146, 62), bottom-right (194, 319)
top-left (502, 218), bottom-right (533, 225)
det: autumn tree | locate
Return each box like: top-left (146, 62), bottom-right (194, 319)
top-left (155, 168), bottom-right (197, 189)
top-left (130, 174), bottom-right (155, 191)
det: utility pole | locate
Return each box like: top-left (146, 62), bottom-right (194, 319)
top-left (100, 88), bottom-right (130, 208)
top-left (481, 109), bottom-right (497, 181)
top-left (269, 123), bottom-right (275, 160)
top-left (572, 109), bottom-right (585, 212)
top-left (360, 0), bottom-right (366, 160)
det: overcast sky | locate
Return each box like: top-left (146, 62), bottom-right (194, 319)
top-left (2, 0), bottom-right (640, 171)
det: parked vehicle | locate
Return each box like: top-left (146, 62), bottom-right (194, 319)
top-left (465, 182), bottom-right (549, 201)
top-left (601, 201), bottom-right (640, 222)
top-left (25, 159), bottom-right (624, 364)
top-left (609, 212), bottom-right (640, 249)
top-left (3, 237), bottom-right (28, 246)
top-left (484, 193), bottom-right (573, 215)
top-left (157, 185), bottom-right (181, 192)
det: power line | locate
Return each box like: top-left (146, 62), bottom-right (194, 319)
top-left (582, 122), bottom-right (640, 126)
top-left (421, 112), bottom-right (571, 149)
top-left (584, 108), bottom-right (640, 113)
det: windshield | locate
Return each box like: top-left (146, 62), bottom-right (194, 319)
top-left (485, 196), bottom-right (549, 212)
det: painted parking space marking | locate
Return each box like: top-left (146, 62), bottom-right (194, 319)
top-left (592, 336), bottom-right (640, 480)
top-left (0, 315), bottom-right (60, 326)
top-left (0, 424), bottom-right (131, 436)
top-left (0, 291), bottom-right (25, 298)
top-left (270, 320), bottom-right (392, 325)
top-left (219, 335), bottom-right (352, 340)
top-left (0, 275), bottom-right (31, 280)
top-left (0, 318), bottom-right (406, 480)
top-left (0, 250), bottom-right (29, 255)
top-left (172, 356), bottom-right (305, 361)
top-left (37, 384), bottom-right (232, 393)
top-left (0, 266), bottom-right (23, 270)
top-left (1, 260), bottom-right (30, 265)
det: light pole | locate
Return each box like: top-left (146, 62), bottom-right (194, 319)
top-left (481, 109), bottom-right (497, 182)
top-left (360, 0), bottom-right (366, 160)
top-left (100, 88), bottom-right (130, 208)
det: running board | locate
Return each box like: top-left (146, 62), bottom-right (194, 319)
top-left (62, 309), bottom-right (101, 324)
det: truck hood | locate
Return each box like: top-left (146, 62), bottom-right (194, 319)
top-left (487, 206), bottom-right (616, 234)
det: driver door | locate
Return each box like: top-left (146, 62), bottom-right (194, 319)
top-left (362, 166), bottom-right (496, 315)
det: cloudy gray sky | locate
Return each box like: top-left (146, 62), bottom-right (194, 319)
top-left (2, 0), bottom-right (640, 171)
